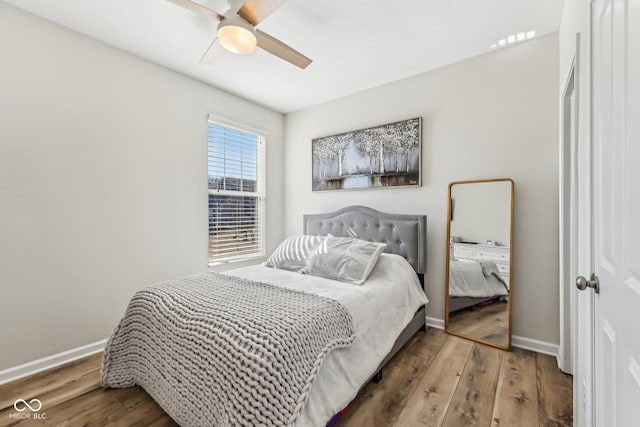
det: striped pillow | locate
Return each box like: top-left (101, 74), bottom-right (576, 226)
top-left (264, 235), bottom-right (326, 271)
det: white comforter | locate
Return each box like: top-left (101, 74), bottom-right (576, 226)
top-left (226, 253), bottom-right (428, 427)
top-left (448, 258), bottom-right (509, 298)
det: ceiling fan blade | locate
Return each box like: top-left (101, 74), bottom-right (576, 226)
top-left (166, 0), bottom-right (223, 20)
top-left (256, 29), bottom-right (312, 69)
top-left (199, 38), bottom-right (226, 64)
top-left (237, 0), bottom-right (285, 26)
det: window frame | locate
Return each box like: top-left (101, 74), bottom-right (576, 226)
top-left (207, 114), bottom-right (266, 266)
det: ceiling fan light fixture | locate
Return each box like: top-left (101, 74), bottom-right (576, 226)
top-left (217, 17), bottom-right (257, 55)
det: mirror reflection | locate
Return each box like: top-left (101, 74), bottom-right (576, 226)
top-left (445, 179), bottom-right (514, 350)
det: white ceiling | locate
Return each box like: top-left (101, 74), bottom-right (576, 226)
top-left (4, 0), bottom-right (563, 113)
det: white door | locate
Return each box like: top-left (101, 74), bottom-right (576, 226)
top-left (588, 0), bottom-right (640, 426)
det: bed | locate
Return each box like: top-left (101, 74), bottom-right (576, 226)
top-left (101, 206), bottom-right (428, 427)
top-left (448, 258), bottom-right (508, 312)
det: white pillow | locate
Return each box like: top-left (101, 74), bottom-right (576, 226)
top-left (301, 236), bottom-right (386, 285)
top-left (264, 235), bottom-right (325, 271)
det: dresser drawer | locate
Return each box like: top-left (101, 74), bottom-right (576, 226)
top-left (453, 246), bottom-right (476, 259)
top-left (496, 263), bottom-right (510, 274)
top-left (475, 248), bottom-right (510, 262)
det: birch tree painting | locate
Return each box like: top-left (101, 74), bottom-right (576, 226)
top-left (312, 117), bottom-right (421, 191)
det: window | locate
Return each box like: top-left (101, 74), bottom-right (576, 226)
top-left (208, 116), bottom-right (265, 264)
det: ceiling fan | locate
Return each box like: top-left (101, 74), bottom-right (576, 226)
top-left (166, 0), bottom-right (312, 69)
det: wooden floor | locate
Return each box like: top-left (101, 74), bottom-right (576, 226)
top-left (447, 301), bottom-right (509, 348)
top-left (0, 329), bottom-right (572, 427)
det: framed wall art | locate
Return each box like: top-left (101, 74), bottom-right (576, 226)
top-left (312, 117), bottom-right (421, 191)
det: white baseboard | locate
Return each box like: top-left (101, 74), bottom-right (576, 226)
top-left (0, 339), bottom-right (107, 385)
top-left (425, 316), bottom-right (444, 329)
top-left (511, 335), bottom-right (560, 359)
top-left (424, 316), bottom-right (559, 360)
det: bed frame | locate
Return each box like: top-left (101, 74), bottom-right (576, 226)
top-left (448, 296), bottom-right (495, 312)
top-left (303, 205), bottom-right (427, 384)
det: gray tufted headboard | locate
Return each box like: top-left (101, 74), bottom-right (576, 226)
top-left (303, 206), bottom-right (427, 275)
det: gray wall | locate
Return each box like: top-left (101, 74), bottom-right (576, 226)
top-left (0, 3), bottom-right (284, 370)
top-left (283, 33), bottom-right (560, 344)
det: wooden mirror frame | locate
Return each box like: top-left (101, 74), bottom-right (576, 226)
top-left (444, 178), bottom-right (515, 350)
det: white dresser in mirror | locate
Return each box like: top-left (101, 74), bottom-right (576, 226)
top-left (451, 242), bottom-right (510, 283)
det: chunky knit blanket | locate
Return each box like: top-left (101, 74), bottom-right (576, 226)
top-left (101, 272), bottom-right (355, 427)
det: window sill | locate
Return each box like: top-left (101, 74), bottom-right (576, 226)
top-left (208, 253), bottom-right (266, 269)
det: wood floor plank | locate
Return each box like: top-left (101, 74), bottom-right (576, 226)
top-left (91, 391), bottom-right (178, 427)
top-left (336, 358), bottom-right (425, 427)
top-left (36, 368), bottom-right (101, 413)
top-left (0, 353), bottom-right (102, 411)
top-left (145, 414), bottom-right (181, 427)
top-left (0, 388), bottom-right (123, 427)
top-left (491, 348), bottom-right (539, 427)
top-left (441, 343), bottom-right (503, 427)
top-left (447, 303), bottom-right (509, 347)
top-left (0, 369), bottom-right (101, 426)
top-left (54, 388), bottom-right (123, 426)
top-left (401, 327), bottom-right (450, 362)
top-left (115, 385), bottom-right (155, 412)
top-left (536, 353), bottom-right (573, 427)
top-left (336, 328), bottom-right (447, 427)
top-left (393, 335), bottom-right (474, 426)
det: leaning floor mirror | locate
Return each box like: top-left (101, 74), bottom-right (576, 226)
top-left (445, 178), bottom-right (514, 350)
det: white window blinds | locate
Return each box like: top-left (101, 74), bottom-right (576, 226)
top-left (208, 117), bottom-right (265, 264)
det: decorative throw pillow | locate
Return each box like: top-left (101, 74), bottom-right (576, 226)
top-left (264, 235), bottom-right (326, 271)
top-left (301, 236), bottom-right (386, 285)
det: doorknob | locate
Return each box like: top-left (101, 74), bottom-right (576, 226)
top-left (576, 273), bottom-right (600, 294)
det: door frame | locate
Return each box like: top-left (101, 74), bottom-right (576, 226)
top-left (559, 38), bottom-right (579, 375)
